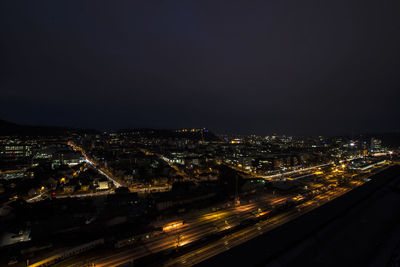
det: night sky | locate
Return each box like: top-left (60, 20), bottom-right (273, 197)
top-left (1, 1), bottom-right (400, 135)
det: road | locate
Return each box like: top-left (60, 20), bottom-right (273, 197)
top-left (76, 179), bottom-right (358, 266)
top-left (163, 188), bottom-right (348, 266)
top-left (138, 148), bottom-right (190, 181)
top-left (44, 163), bottom-right (388, 267)
top-left (88, 167), bottom-right (382, 267)
top-left (262, 156), bottom-right (362, 180)
top-left (87, 195), bottom-right (282, 266)
top-left (68, 141), bottom-right (123, 188)
top-left (26, 142), bottom-right (125, 202)
top-left (164, 168), bottom-right (389, 266)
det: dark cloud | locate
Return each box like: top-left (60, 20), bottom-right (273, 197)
top-left (1, 0), bottom-right (400, 135)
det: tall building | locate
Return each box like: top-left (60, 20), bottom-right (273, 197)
top-left (370, 138), bottom-right (383, 152)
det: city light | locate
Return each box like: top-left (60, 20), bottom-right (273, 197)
top-left (163, 221), bottom-right (184, 232)
top-left (1, 3), bottom-right (399, 266)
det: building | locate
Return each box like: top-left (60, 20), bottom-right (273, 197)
top-left (370, 138), bottom-right (383, 153)
top-left (0, 143), bottom-right (31, 158)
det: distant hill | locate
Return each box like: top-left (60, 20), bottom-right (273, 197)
top-left (0, 119), bottom-right (97, 137)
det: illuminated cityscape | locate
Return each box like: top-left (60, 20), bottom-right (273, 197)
top-left (0, 122), bottom-right (399, 266)
top-left (2, 1), bottom-right (400, 266)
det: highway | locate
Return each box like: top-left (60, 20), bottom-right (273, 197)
top-left (163, 187), bottom-right (349, 266)
top-left (164, 167), bottom-right (391, 266)
top-left (87, 195), bottom-right (282, 266)
top-left (262, 156), bottom-right (362, 180)
top-left (71, 176), bottom-right (359, 267)
top-left (45, 163), bottom-right (390, 267)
